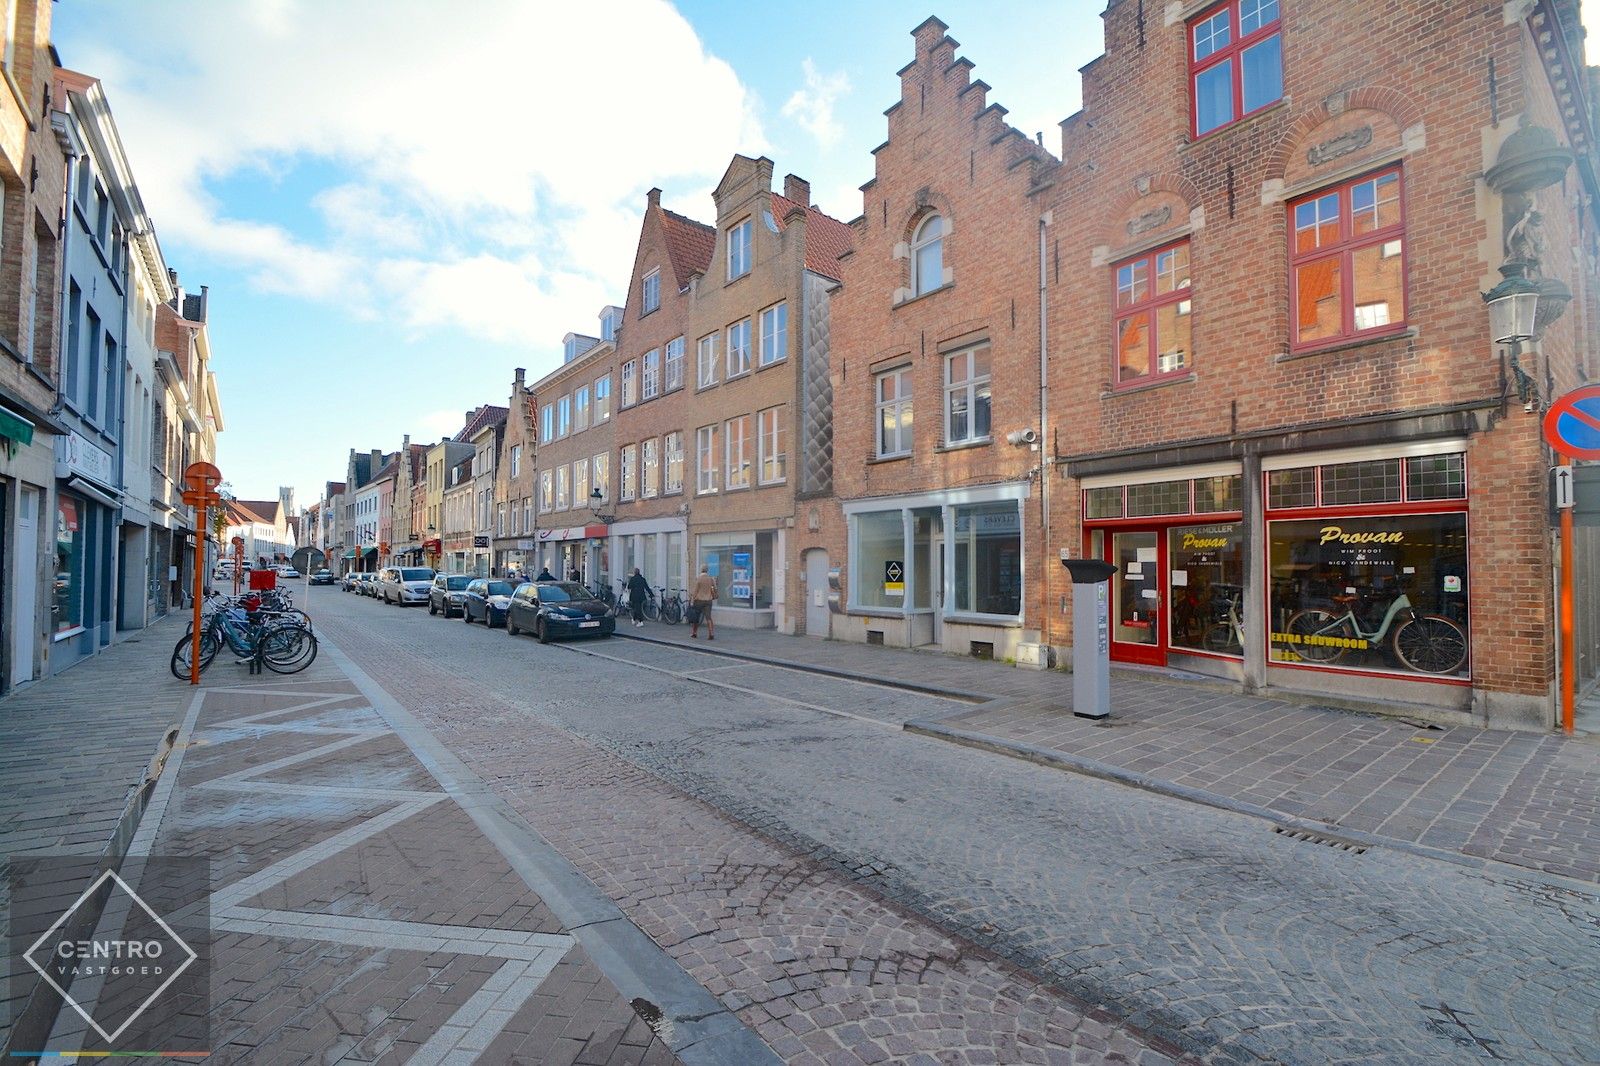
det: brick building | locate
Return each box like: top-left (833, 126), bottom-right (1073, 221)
top-left (1035, 0), bottom-right (1598, 729)
top-left (805, 19), bottom-right (1059, 658)
top-left (492, 369), bottom-right (537, 577)
top-left (526, 309), bottom-right (619, 585)
top-left (601, 190), bottom-right (713, 602)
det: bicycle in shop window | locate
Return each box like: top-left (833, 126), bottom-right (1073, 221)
top-left (1202, 583), bottom-right (1245, 655)
top-left (1281, 581), bottom-right (1466, 675)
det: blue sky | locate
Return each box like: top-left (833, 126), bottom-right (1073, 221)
top-left (49, 1), bottom-right (1100, 508)
top-left (50, 1), bottom-right (1600, 509)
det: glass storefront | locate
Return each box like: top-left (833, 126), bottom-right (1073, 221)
top-left (697, 531), bottom-right (775, 609)
top-left (853, 511), bottom-right (904, 610)
top-left (1168, 522), bottom-right (1245, 655)
top-left (848, 495), bottom-right (1024, 621)
top-left (54, 495), bottom-right (84, 635)
top-left (1268, 512), bottom-right (1468, 678)
top-left (952, 502), bottom-right (1021, 616)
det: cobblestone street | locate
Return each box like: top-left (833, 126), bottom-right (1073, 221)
top-left (4, 588), bottom-right (1599, 1063)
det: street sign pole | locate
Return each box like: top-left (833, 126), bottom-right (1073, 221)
top-left (1560, 451), bottom-right (1576, 735)
top-left (181, 463), bottom-right (224, 687)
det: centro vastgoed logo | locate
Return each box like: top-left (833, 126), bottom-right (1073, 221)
top-left (23, 869), bottom-right (198, 1045)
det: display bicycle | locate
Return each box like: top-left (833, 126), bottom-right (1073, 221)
top-left (1281, 588), bottom-right (1466, 675)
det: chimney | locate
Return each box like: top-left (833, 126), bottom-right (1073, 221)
top-left (647, 187), bottom-right (661, 208)
top-left (514, 367), bottom-right (526, 391)
top-left (197, 285), bottom-right (209, 322)
top-left (784, 174), bottom-right (811, 206)
top-left (371, 448), bottom-right (381, 472)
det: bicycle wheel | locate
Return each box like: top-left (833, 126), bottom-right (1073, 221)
top-left (170, 632), bottom-right (221, 679)
top-left (1392, 614), bottom-right (1467, 675)
top-left (1282, 608), bottom-right (1349, 663)
top-left (642, 598), bottom-right (660, 622)
top-left (260, 625), bottom-right (318, 674)
top-left (1202, 621), bottom-right (1241, 655)
top-left (662, 599), bottom-right (682, 625)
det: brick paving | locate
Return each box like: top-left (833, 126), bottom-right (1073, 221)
top-left (621, 624), bottom-right (1600, 885)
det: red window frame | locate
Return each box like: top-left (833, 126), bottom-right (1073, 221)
top-left (1188, 0), bottom-right (1283, 138)
top-left (1287, 165), bottom-right (1408, 353)
top-left (1112, 239), bottom-right (1192, 388)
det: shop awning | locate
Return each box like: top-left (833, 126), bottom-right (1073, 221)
top-left (0, 407), bottom-right (34, 448)
top-left (362, 547), bottom-right (378, 556)
top-left (342, 549), bottom-right (357, 559)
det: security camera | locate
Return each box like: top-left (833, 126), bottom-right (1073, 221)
top-left (1006, 428), bottom-right (1038, 446)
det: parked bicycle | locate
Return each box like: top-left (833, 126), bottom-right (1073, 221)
top-left (655, 586), bottom-right (685, 625)
top-left (1282, 587), bottom-right (1466, 674)
top-left (1203, 586), bottom-right (1244, 655)
top-left (171, 597), bottom-right (318, 678)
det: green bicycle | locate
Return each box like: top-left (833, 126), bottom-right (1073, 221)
top-left (1282, 589), bottom-right (1466, 675)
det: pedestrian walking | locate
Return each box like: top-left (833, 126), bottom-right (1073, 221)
top-left (627, 567), bottom-right (651, 627)
top-left (688, 567), bottom-right (716, 640)
top-left (568, 567), bottom-right (581, 582)
top-left (536, 565), bottom-right (555, 582)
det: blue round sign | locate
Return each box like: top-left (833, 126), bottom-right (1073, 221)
top-left (1544, 386), bottom-right (1600, 460)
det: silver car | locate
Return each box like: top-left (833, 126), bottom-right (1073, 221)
top-left (428, 574), bottom-right (471, 617)
top-left (379, 566), bottom-right (435, 605)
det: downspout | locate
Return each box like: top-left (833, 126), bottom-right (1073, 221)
top-left (1038, 210), bottom-right (1053, 659)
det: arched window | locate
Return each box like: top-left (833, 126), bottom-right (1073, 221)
top-left (912, 214), bottom-right (944, 296)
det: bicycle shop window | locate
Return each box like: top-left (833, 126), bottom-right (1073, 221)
top-left (54, 495), bottom-right (85, 636)
top-left (1168, 523), bottom-right (1245, 656)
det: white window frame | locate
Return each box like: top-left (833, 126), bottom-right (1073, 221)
top-left (725, 415), bottom-right (751, 491)
top-left (592, 452), bottom-right (610, 501)
top-left (758, 302), bottom-right (787, 367)
top-left (539, 405), bottom-right (554, 444)
top-left (665, 430), bottom-right (684, 495)
top-left (642, 438), bottom-right (659, 499)
top-left (727, 219), bottom-right (752, 280)
top-left (665, 336), bottom-right (685, 391)
top-left (944, 343), bottom-right (992, 446)
top-left (539, 472), bottom-right (553, 513)
top-left (574, 385), bottom-right (590, 431)
top-left (912, 213), bottom-right (944, 297)
top-left (697, 334), bottom-right (718, 389)
top-left (557, 394), bottom-right (572, 438)
top-left (696, 425), bottom-right (719, 495)
top-left (620, 444), bottom-right (637, 501)
top-left (758, 406), bottom-right (786, 485)
top-left (510, 444), bottom-right (522, 478)
top-left (621, 360), bottom-right (637, 406)
top-left (556, 465), bottom-right (569, 510)
top-left (594, 375), bottom-right (611, 422)
top-left (876, 366), bottom-right (913, 459)
top-left (642, 268), bottom-right (660, 314)
top-left (642, 349), bottom-right (660, 400)
top-left (573, 458), bottom-right (589, 510)
top-left (726, 318), bottom-right (752, 378)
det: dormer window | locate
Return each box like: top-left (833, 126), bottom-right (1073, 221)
top-left (641, 270), bottom-right (660, 315)
top-left (912, 214), bottom-right (944, 297)
top-left (728, 219), bottom-right (752, 280)
top-left (601, 306), bottom-right (621, 342)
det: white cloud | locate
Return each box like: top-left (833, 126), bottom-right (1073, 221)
top-left (69, 0), bottom-right (762, 348)
top-left (781, 58), bottom-right (851, 150)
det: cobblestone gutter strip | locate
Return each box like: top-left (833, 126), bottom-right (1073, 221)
top-left (614, 630), bottom-right (991, 704)
top-left (2, 703), bottom-right (192, 1061)
top-left (906, 718), bottom-right (1600, 900)
top-left (322, 638), bottom-right (780, 1066)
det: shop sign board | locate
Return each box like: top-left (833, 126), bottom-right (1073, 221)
top-left (55, 431), bottom-right (115, 487)
top-left (883, 560), bottom-right (904, 597)
top-left (731, 550), bottom-right (752, 602)
top-left (1543, 385), bottom-right (1600, 459)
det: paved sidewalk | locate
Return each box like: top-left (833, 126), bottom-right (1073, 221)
top-left (620, 625), bottom-right (1600, 885)
top-left (6, 634), bottom-right (764, 1064)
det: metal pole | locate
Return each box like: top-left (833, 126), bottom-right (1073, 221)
top-left (190, 498), bottom-right (209, 686)
top-left (1560, 449), bottom-right (1576, 734)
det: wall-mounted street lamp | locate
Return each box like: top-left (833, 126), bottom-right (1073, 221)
top-left (588, 487), bottom-right (615, 526)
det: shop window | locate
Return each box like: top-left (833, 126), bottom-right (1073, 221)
top-left (1268, 512), bottom-right (1469, 678)
top-left (1320, 458), bottom-right (1400, 506)
top-left (698, 531), bottom-right (772, 608)
top-left (1114, 241), bottom-right (1192, 385)
top-left (1085, 486), bottom-right (1124, 519)
top-left (1290, 168), bottom-right (1406, 349)
top-left (1190, 0), bottom-right (1283, 138)
top-left (665, 531), bottom-right (684, 594)
top-left (1127, 480), bottom-right (1189, 517)
top-left (54, 496), bottom-right (85, 635)
top-left (1267, 467), bottom-right (1317, 509)
top-left (1168, 523), bottom-right (1245, 655)
top-left (952, 501), bottom-right (1022, 617)
top-left (851, 510), bottom-right (904, 610)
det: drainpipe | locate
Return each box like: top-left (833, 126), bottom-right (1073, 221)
top-left (1038, 210), bottom-right (1053, 659)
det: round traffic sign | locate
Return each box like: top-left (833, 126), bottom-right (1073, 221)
top-left (1543, 386), bottom-right (1600, 459)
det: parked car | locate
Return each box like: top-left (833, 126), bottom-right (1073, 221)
top-left (428, 574), bottom-right (472, 617)
top-left (506, 581), bottom-right (614, 643)
top-left (310, 569), bottom-right (335, 586)
top-left (278, 566), bottom-right (302, 579)
top-left (378, 566), bottom-right (435, 605)
top-left (358, 572), bottom-right (380, 596)
top-left (461, 578), bottom-right (515, 627)
top-left (342, 571), bottom-right (362, 592)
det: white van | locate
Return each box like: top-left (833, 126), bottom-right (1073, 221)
top-left (378, 566), bottom-right (436, 605)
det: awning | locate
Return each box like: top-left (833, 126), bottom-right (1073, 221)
top-left (0, 406), bottom-right (34, 448)
top-left (342, 549), bottom-right (357, 559)
top-left (362, 547), bottom-right (378, 556)
top-left (65, 476), bottom-right (119, 509)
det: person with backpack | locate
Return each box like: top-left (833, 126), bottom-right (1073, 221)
top-left (688, 567), bottom-right (716, 640)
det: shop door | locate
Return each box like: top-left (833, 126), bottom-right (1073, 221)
top-left (12, 488), bottom-right (36, 687)
top-left (803, 548), bottom-right (829, 638)
top-left (1109, 530), bottom-right (1165, 666)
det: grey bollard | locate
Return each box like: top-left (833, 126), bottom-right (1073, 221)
top-left (1060, 555), bottom-right (1117, 720)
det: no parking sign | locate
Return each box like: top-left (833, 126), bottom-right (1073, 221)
top-left (1543, 385), bottom-right (1600, 459)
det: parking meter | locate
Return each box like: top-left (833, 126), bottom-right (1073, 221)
top-left (1060, 553), bottom-right (1117, 720)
